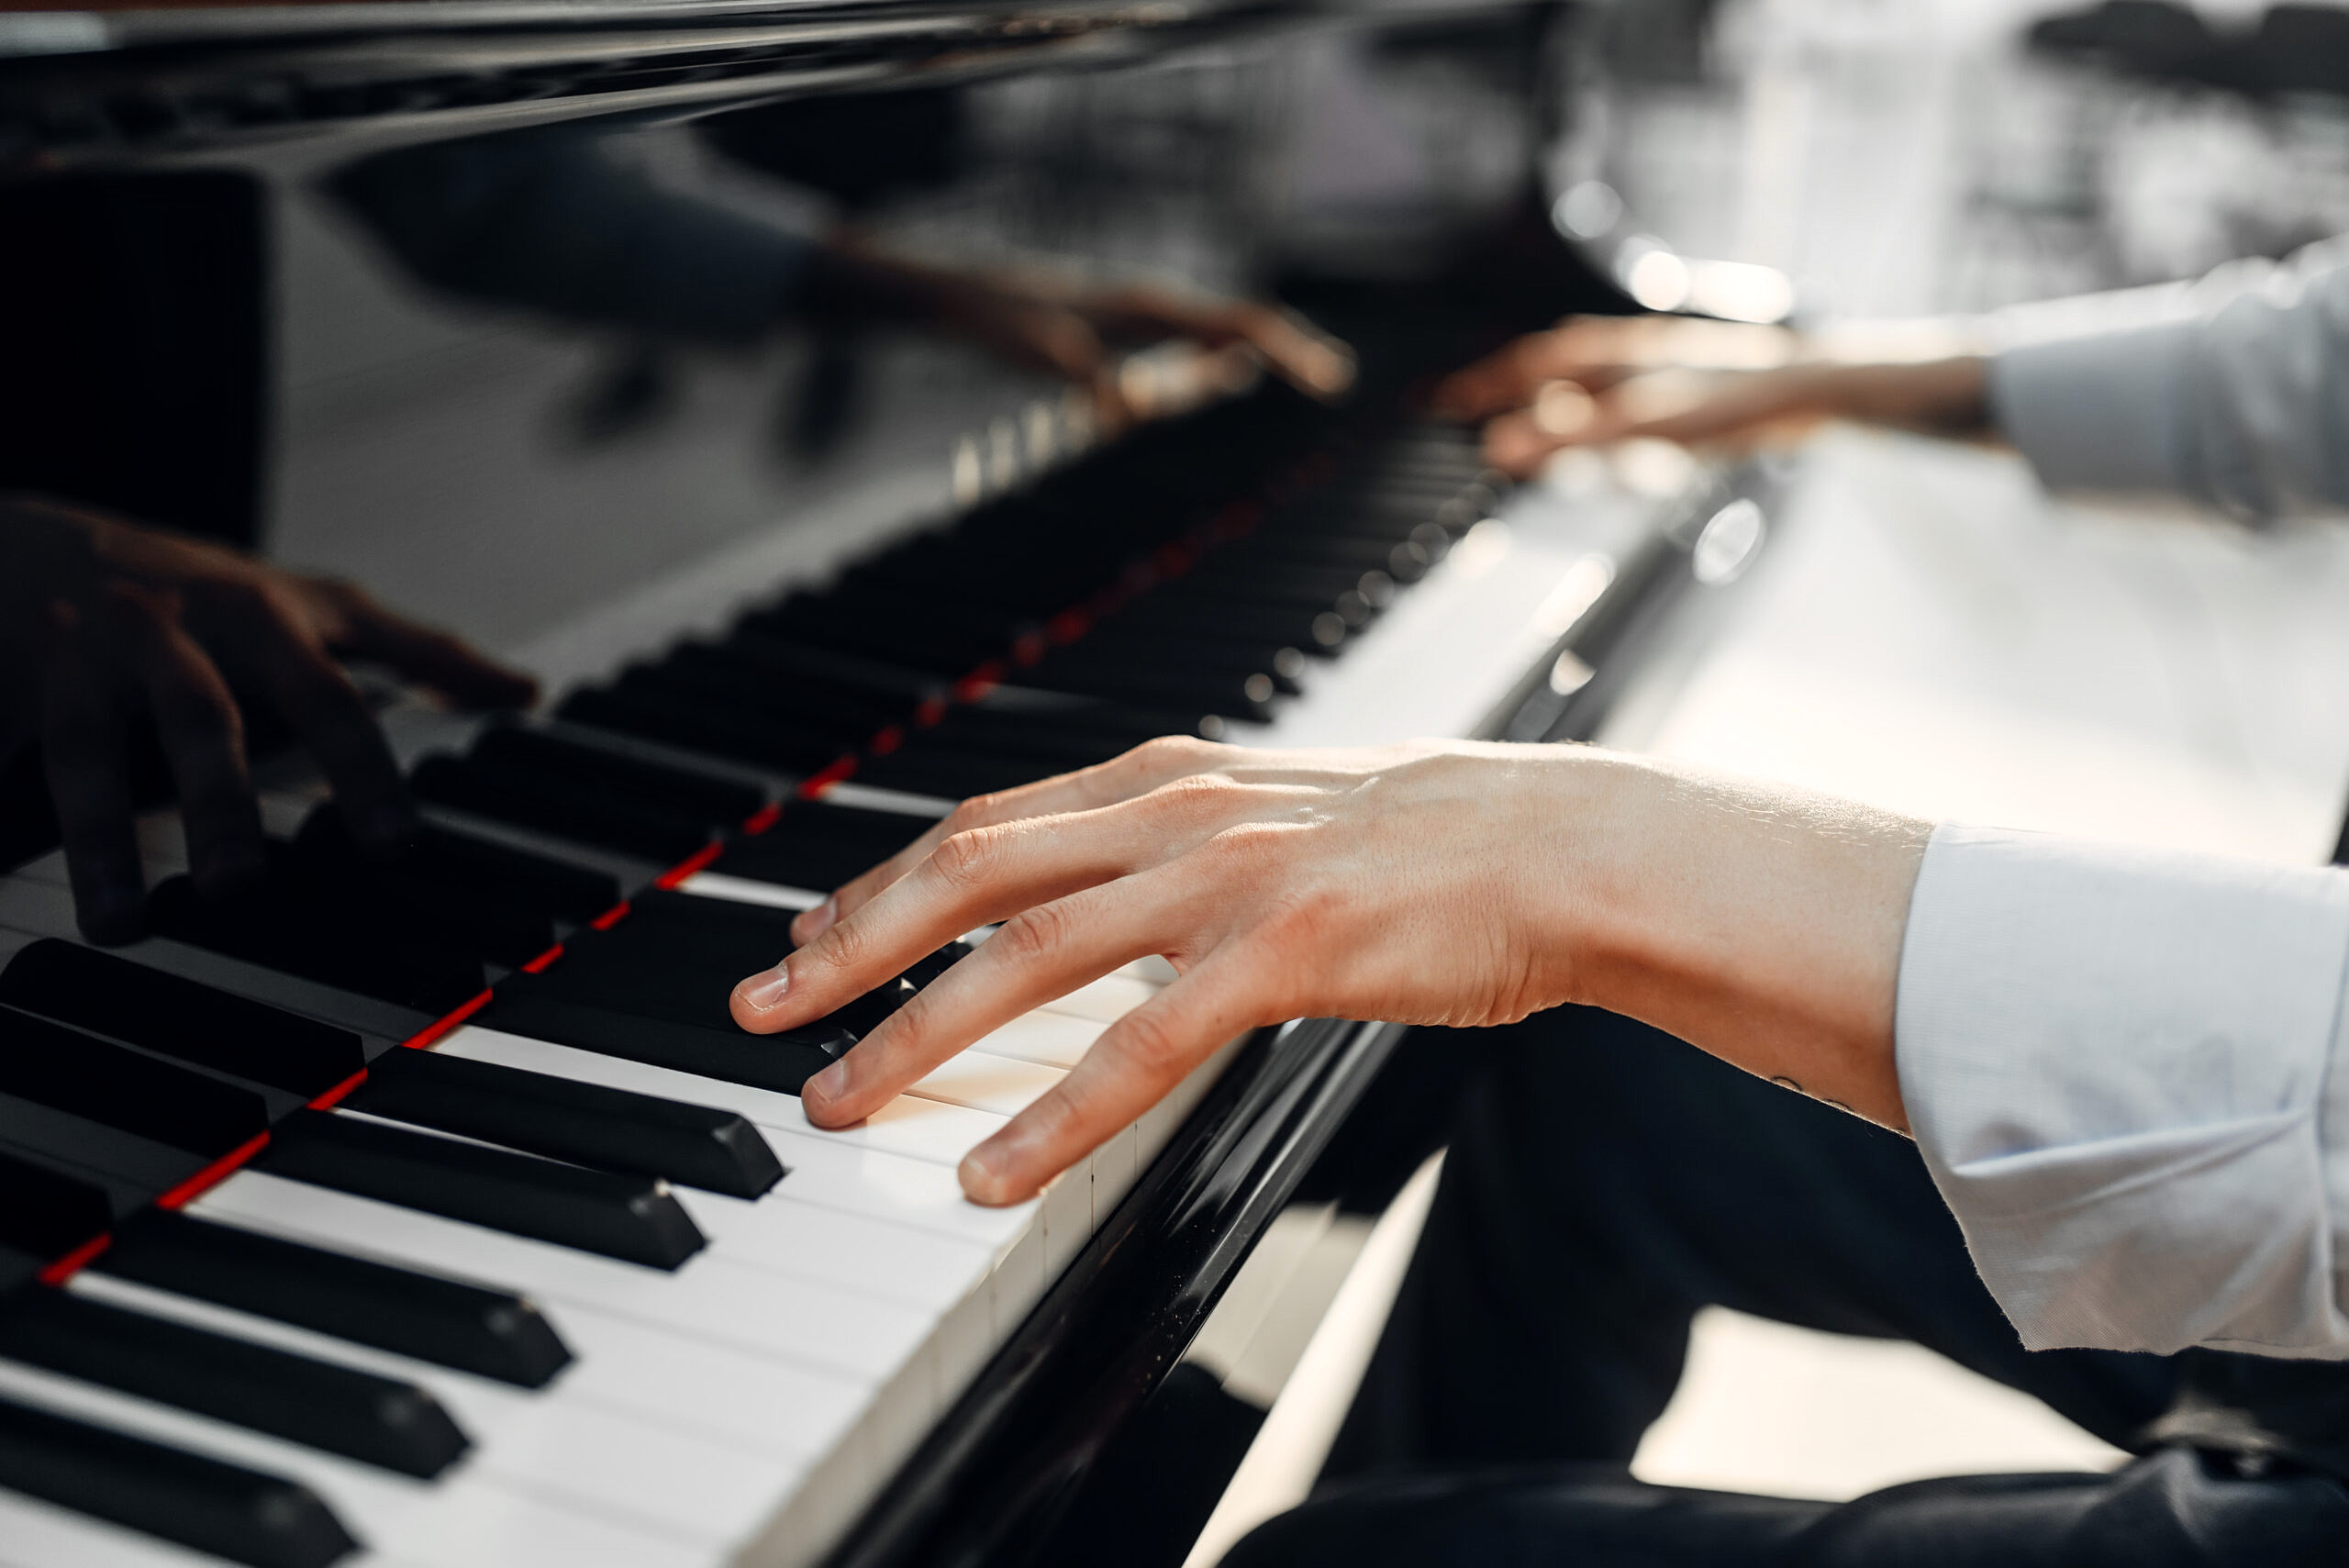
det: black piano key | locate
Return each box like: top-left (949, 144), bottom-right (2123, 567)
top-left (0, 1148), bottom-right (112, 1263)
top-left (701, 629), bottom-right (945, 707)
top-left (96, 1210), bottom-right (572, 1389)
top-left (0, 1393), bottom-right (359, 1568)
top-left (471, 725), bottom-right (767, 825)
top-left (260, 1109), bottom-right (705, 1271)
top-left (556, 682), bottom-right (852, 775)
top-left (1244, 534), bottom-right (1436, 581)
top-left (0, 1008), bottom-right (270, 1158)
top-left (0, 1287), bottom-right (469, 1478)
top-left (297, 806), bottom-right (620, 925)
top-left (718, 801), bottom-right (932, 891)
top-left (652, 643), bottom-right (914, 733)
top-left (1103, 594), bottom-right (1351, 650)
top-left (475, 982), bottom-right (846, 1095)
top-left (0, 1090), bottom-right (206, 1202)
top-left (1057, 632), bottom-right (1308, 694)
top-left (0, 940), bottom-right (366, 1098)
top-left (734, 596), bottom-right (1005, 678)
top-left (0, 1243), bottom-right (39, 1296)
top-left (853, 745), bottom-right (1060, 799)
top-left (287, 812), bottom-right (557, 971)
top-left (530, 894), bottom-right (912, 1037)
top-left (146, 865), bottom-right (488, 1018)
top-left (1012, 660), bottom-right (1278, 723)
top-left (351, 1047), bottom-right (784, 1198)
top-left (410, 753), bottom-right (712, 862)
top-left (901, 939), bottom-right (979, 989)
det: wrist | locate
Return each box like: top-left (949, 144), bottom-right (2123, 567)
top-left (1548, 751), bottom-right (1930, 1129)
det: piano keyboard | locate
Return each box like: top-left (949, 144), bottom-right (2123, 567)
top-left (0, 382), bottom-right (1698, 1568)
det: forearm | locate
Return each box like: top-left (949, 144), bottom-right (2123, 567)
top-left (1555, 754), bottom-right (1931, 1130)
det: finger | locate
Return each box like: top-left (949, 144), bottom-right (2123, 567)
top-left (796, 863), bottom-right (1197, 1127)
top-left (206, 580), bottom-right (415, 853)
top-left (39, 605), bottom-right (146, 942)
top-left (1097, 292), bottom-right (1355, 402)
top-left (1431, 317), bottom-right (1698, 419)
top-left (958, 951), bottom-right (1270, 1204)
top-left (964, 299), bottom-right (1106, 385)
top-left (1221, 306), bottom-right (1356, 401)
top-left (739, 799), bottom-right (1181, 1036)
top-left (322, 581), bottom-right (539, 710)
top-left (101, 584), bottom-right (265, 900)
top-left (1430, 327), bottom-right (1614, 419)
top-left (796, 734), bottom-right (1233, 942)
top-left (1480, 369), bottom-right (1823, 477)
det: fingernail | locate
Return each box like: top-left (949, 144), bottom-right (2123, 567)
top-left (738, 965), bottom-right (790, 1010)
top-left (958, 1144), bottom-right (1008, 1203)
top-left (795, 896), bottom-right (837, 942)
top-left (805, 1060), bottom-right (850, 1109)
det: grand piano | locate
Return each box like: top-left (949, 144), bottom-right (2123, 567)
top-left (0, 3), bottom-right (1742, 1563)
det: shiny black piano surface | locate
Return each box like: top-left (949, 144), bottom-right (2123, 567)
top-left (0, 4), bottom-right (1702, 1563)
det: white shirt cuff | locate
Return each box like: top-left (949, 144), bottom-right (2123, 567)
top-left (1988, 323), bottom-right (2199, 496)
top-left (1896, 825), bottom-right (2349, 1356)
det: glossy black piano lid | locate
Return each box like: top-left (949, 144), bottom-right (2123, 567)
top-left (0, 2), bottom-right (1637, 1560)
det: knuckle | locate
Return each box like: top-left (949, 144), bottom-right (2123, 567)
top-left (992, 902), bottom-right (1071, 965)
top-left (946, 793), bottom-right (1005, 833)
top-left (1131, 733), bottom-right (1215, 770)
top-left (1110, 1007), bottom-right (1190, 1078)
top-left (1151, 770), bottom-right (1232, 816)
top-left (926, 825), bottom-right (1003, 892)
top-left (812, 915), bottom-right (870, 975)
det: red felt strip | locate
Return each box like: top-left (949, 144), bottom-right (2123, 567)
top-left (653, 841), bottom-right (725, 890)
top-left (37, 1234), bottom-right (111, 1287)
top-left (404, 987), bottom-right (495, 1050)
top-left (797, 756), bottom-right (858, 798)
top-left (153, 1130), bottom-right (273, 1213)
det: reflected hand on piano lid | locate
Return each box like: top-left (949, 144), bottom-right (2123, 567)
top-left (0, 494), bottom-right (538, 943)
top-left (818, 234), bottom-right (1357, 428)
top-left (1430, 314), bottom-right (1990, 479)
top-left (729, 736), bottom-right (1926, 1207)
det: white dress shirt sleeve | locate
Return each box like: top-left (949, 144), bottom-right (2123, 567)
top-left (1896, 825), bottom-right (2349, 1359)
top-left (1987, 233), bottom-right (2349, 522)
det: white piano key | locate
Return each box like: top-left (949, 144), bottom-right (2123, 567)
top-left (0, 1359), bottom-right (713, 1568)
top-left (751, 1123), bottom-right (1034, 1252)
top-left (64, 1272), bottom-right (795, 1546)
top-left (676, 872), bottom-right (825, 911)
top-left (971, 1009), bottom-right (1101, 1070)
top-left (989, 1219), bottom-right (1048, 1337)
top-left (1038, 973), bottom-right (1159, 1025)
top-left (1093, 1122), bottom-right (1141, 1226)
top-left (1118, 955), bottom-right (1182, 984)
top-left (673, 1190), bottom-right (994, 1310)
top-left (539, 1300), bottom-right (867, 1462)
top-left (817, 782), bottom-right (954, 818)
top-left (189, 1172), bottom-right (930, 1385)
top-left (433, 1025), bottom-right (1009, 1168)
top-left (0, 873), bottom-right (80, 936)
top-left (906, 1048), bottom-right (1066, 1119)
top-left (13, 849), bottom-right (71, 887)
top-left (1040, 1165), bottom-right (1093, 1274)
top-left (931, 1282), bottom-right (995, 1406)
top-left (425, 1028), bottom-right (1052, 1323)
